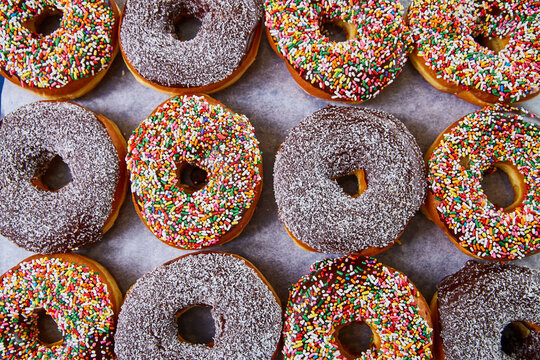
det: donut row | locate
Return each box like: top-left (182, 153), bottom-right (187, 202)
top-left (1, 0), bottom-right (538, 105)
top-left (1, 98), bottom-right (540, 263)
top-left (2, 251), bottom-right (539, 358)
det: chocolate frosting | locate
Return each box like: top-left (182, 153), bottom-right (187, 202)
top-left (0, 101), bottom-right (120, 253)
top-left (115, 252), bottom-right (282, 360)
top-left (437, 261), bottom-right (540, 359)
top-left (273, 106), bottom-right (426, 253)
top-left (120, 0), bottom-right (262, 87)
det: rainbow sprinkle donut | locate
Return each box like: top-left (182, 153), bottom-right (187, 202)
top-left (0, 254), bottom-right (121, 359)
top-left (264, 0), bottom-right (411, 103)
top-left (126, 95), bottom-right (263, 250)
top-left (283, 255), bottom-right (433, 359)
top-left (425, 105), bottom-right (540, 260)
top-left (408, 0), bottom-right (540, 106)
top-left (0, 0), bottom-right (119, 100)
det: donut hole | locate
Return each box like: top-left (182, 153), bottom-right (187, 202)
top-left (32, 154), bottom-right (72, 192)
top-left (334, 321), bottom-right (374, 357)
top-left (480, 162), bottom-right (523, 212)
top-left (23, 8), bottom-right (63, 36)
top-left (36, 310), bottom-right (63, 346)
top-left (176, 162), bottom-right (208, 194)
top-left (501, 321), bottom-right (534, 356)
top-left (173, 16), bottom-right (202, 41)
top-left (176, 305), bottom-right (215, 346)
top-left (472, 3), bottom-right (507, 53)
top-left (320, 18), bottom-right (356, 43)
top-left (472, 34), bottom-right (508, 54)
top-left (333, 169), bottom-right (367, 198)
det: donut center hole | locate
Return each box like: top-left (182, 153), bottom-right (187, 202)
top-left (501, 321), bottom-right (532, 356)
top-left (176, 162), bottom-right (208, 194)
top-left (32, 154), bottom-right (72, 192)
top-left (176, 305), bottom-right (215, 346)
top-left (23, 8), bottom-right (63, 36)
top-left (480, 162), bottom-right (522, 212)
top-left (36, 311), bottom-right (63, 346)
top-left (320, 18), bottom-right (356, 42)
top-left (173, 16), bottom-right (202, 41)
top-left (472, 34), bottom-right (507, 54)
top-left (335, 321), bottom-right (373, 358)
top-left (333, 169), bottom-right (367, 198)
top-left (473, 4), bottom-right (506, 54)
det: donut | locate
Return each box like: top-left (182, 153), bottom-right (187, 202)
top-left (283, 255), bottom-right (433, 359)
top-left (126, 94), bottom-right (263, 250)
top-left (273, 106), bottom-right (425, 254)
top-left (432, 260), bottom-right (540, 359)
top-left (264, 0), bottom-right (411, 103)
top-left (0, 101), bottom-right (128, 253)
top-left (0, 0), bottom-right (120, 100)
top-left (119, 0), bottom-right (262, 95)
top-left (424, 104), bottom-right (540, 261)
top-left (115, 251), bottom-right (282, 360)
top-left (407, 0), bottom-right (540, 106)
top-left (0, 254), bottom-right (122, 359)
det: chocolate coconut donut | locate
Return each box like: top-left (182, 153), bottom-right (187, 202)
top-left (0, 101), bottom-right (127, 253)
top-left (119, 0), bottom-right (262, 94)
top-left (433, 261), bottom-right (540, 359)
top-left (115, 252), bottom-right (282, 360)
top-left (274, 106), bottom-right (426, 254)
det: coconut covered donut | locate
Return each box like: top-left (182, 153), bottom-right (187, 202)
top-left (115, 252), bottom-right (282, 360)
top-left (264, 0), bottom-right (411, 103)
top-left (274, 106), bottom-right (425, 254)
top-left (0, 254), bottom-right (122, 359)
top-left (283, 255), bottom-right (433, 359)
top-left (408, 0), bottom-right (540, 106)
top-left (126, 94), bottom-right (263, 250)
top-left (0, 0), bottom-right (120, 100)
top-left (424, 105), bottom-right (540, 261)
top-left (119, 0), bottom-right (262, 94)
top-left (432, 261), bottom-right (540, 359)
top-left (0, 101), bottom-right (128, 253)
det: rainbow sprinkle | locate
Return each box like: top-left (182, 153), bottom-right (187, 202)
top-left (427, 105), bottom-right (540, 260)
top-left (408, 0), bottom-right (540, 103)
top-left (264, 0), bottom-right (411, 102)
top-left (126, 95), bottom-right (263, 249)
top-left (283, 255), bottom-right (433, 359)
top-left (0, 0), bottom-right (116, 89)
top-left (0, 256), bottom-right (116, 359)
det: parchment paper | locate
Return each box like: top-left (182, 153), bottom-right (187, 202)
top-left (1, 0), bottom-right (540, 354)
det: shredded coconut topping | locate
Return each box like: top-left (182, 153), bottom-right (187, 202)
top-left (273, 106), bottom-right (426, 254)
top-left (115, 252), bottom-right (282, 360)
top-left (0, 101), bottom-right (120, 253)
top-left (437, 261), bottom-right (540, 359)
top-left (120, 0), bottom-right (262, 87)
